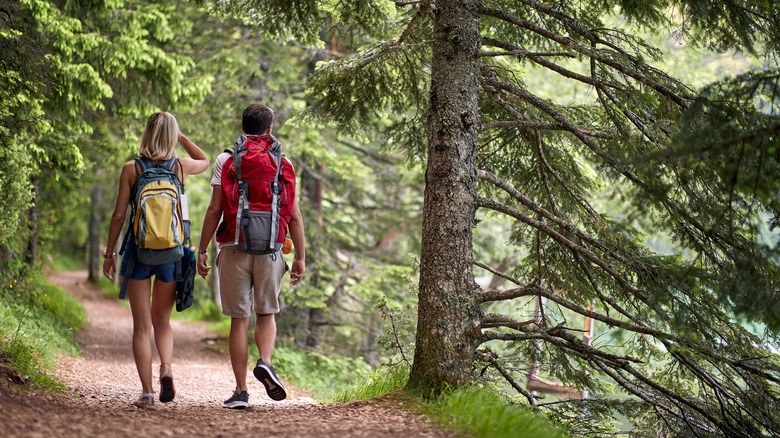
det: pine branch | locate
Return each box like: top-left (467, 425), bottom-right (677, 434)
top-left (473, 260), bottom-right (524, 287)
top-left (480, 282), bottom-right (673, 339)
top-left (481, 70), bottom-right (646, 184)
top-left (603, 354), bottom-right (775, 437)
top-left (393, 0), bottom-right (430, 46)
top-left (591, 63), bottom-right (666, 146)
top-left (513, 0), bottom-right (599, 43)
top-left (482, 71), bottom-right (741, 266)
top-left (571, 251), bottom-right (642, 323)
top-left (483, 313), bottom-right (538, 330)
top-left (388, 311), bottom-right (412, 367)
top-left (477, 169), bottom-right (644, 287)
top-left (483, 120), bottom-right (612, 139)
top-left (592, 361), bottom-right (721, 436)
top-left (515, 0), bottom-right (675, 69)
top-left (482, 325), bottom-right (643, 366)
top-left (478, 269), bottom-right (779, 400)
top-left (479, 50), bottom-right (574, 59)
top-left (479, 5), bottom-right (691, 109)
top-left (483, 91), bottom-right (613, 146)
top-left (338, 138), bottom-right (403, 165)
top-left (477, 349), bottom-right (537, 406)
top-left (476, 194), bottom-right (641, 299)
top-left (482, 36), bottom-right (614, 90)
top-left (535, 134), bottom-right (602, 220)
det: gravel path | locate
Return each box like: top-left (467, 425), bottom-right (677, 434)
top-left (0, 271), bottom-right (451, 437)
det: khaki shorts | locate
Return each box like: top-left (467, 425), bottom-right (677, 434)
top-left (216, 246), bottom-right (288, 318)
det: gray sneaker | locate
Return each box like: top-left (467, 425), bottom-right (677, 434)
top-left (133, 394), bottom-right (155, 409)
top-left (222, 390), bottom-right (249, 409)
top-left (253, 359), bottom-right (287, 401)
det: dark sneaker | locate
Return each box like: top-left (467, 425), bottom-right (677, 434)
top-left (222, 390), bottom-right (249, 409)
top-left (253, 359), bottom-right (287, 401)
top-left (159, 365), bottom-right (175, 403)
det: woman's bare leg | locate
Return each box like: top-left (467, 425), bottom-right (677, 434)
top-left (151, 279), bottom-right (176, 368)
top-left (127, 278), bottom-right (153, 394)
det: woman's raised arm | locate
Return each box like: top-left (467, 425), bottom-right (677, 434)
top-left (177, 132), bottom-right (210, 176)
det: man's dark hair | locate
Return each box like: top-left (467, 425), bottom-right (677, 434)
top-left (242, 104), bottom-right (274, 135)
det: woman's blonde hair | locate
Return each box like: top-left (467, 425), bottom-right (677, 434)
top-left (139, 112), bottom-right (178, 161)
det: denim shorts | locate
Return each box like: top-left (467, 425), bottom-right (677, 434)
top-left (120, 240), bottom-right (177, 283)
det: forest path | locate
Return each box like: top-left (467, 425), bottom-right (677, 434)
top-left (0, 270), bottom-right (449, 437)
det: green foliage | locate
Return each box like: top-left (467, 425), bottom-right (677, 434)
top-left (182, 298), bottom-right (225, 323)
top-left (374, 296), bottom-right (417, 367)
top-left (333, 364), bottom-right (568, 437)
top-left (542, 397), bottom-right (645, 437)
top-left (423, 385), bottom-right (567, 438)
top-left (331, 363), bottom-right (410, 402)
top-left (206, 0), bottom-right (397, 46)
top-left (5, 0), bottom-right (779, 435)
top-left (2, 0), bottom-right (215, 277)
top-left (671, 0), bottom-right (780, 54)
top-left (0, 271), bottom-right (86, 390)
top-left (0, 0), bottom-right (51, 270)
top-left (304, 39), bottom-right (431, 152)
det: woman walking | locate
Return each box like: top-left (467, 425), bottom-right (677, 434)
top-left (102, 112), bottom-right (209, 408)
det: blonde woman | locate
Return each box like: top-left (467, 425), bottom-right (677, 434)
top-left (102, 112), bottom-right (210, 408)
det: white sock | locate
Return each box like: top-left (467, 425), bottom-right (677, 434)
top-left (142, 392), bottom-right (155, 397)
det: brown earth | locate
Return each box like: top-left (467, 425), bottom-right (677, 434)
top-left (0, 271), bottom-right (453, 437)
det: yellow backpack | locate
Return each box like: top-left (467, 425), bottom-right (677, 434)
top-left (131, 157), bottom-right (187, 265)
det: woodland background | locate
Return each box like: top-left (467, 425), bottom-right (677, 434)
top-left (3, 1), bottom-right (780, 436)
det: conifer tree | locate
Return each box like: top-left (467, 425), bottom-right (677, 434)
top-left (198, 0), bottom-right (780, 435)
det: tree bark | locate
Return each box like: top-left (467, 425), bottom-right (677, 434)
top-left (87, 183), bottom-right (103, 283)
top-left (408, 0), bottom-right (483, 394)
top-left (302, 162), bottom-right (325, 348)
top-left (306, 307), bottom-right (323, 348)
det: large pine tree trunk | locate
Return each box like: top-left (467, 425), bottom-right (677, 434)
top-left (408, 0), bottom-right (483, 394)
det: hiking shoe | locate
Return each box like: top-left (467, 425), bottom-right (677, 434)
top-left (159, 365), bottom-right (175, 403)
top-left (222, 390), bottom-right (249, 409)
top-left (133, 394), bottom-right (155, 409)
top-left (253, 359), bottom-right (287, 401)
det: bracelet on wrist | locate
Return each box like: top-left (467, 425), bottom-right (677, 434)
top-left (198, 249), bottom-right (208, 255)
top-left (103, 252), bottom-right (116, 259)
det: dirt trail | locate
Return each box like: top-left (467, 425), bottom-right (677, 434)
top-left (0, 271), bottom-right (450, 437)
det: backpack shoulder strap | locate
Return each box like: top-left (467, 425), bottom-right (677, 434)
top-left (268, 134), bottom-right (282, 154)
top-left (131, 157), bottom-right (147, 203)
top-left (267, 138), bottom-right (284, 251)
top-left (232, 135), bottom-right (249, 246)
top-left (169, 158), bottom-right (185, 192)
top-left (232, 135), bottom-right (247, 180)
top-left (135, 156), bottom-right (150, 173)
top-left (162, 157), bottom-right (177, 169)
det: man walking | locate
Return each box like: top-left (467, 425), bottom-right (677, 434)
top-left (197, 104), bottom-right (306, 408)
